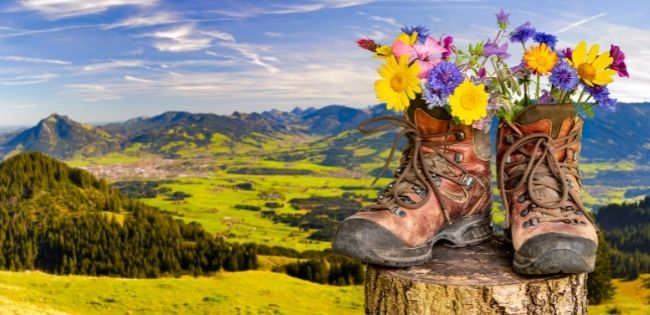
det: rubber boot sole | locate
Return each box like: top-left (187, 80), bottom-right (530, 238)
top-left (332, 208), bottom-right (493, 267)
top-left (512, 232), bottom-right (597, 275)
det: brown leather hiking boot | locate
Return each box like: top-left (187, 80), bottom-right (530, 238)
top-left (332, 99), bottom-right (493, 267)
top-left (497, 103), bottom-right (598, 275)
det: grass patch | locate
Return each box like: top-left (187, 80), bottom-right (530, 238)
top-left (0, 270), bottom-right (363, 314)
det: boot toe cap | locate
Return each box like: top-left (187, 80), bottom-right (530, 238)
top-left (332, 218), bottom-right (432, 267)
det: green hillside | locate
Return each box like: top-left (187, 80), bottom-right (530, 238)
top-left (0, 271), bottom-right (363, 315)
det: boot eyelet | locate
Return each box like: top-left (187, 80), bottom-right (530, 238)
top-left (520, 208), bottom-right (529, 217)
top-left (506, 134), bottom-right (514, 144)
top-left (454, 153), bottom-right (464, 163)
top-left (461, 174), bottom-right (474, 187)
top-left (517, 194), bottom-right (528, 204)
top-left (505, 156), bottom-right (512, 164)
top-left (455, 131), bottom-right (465, 141)
top-left (523, 218), bottom-right (539, 228)
top-left (398, 210), bottom-right (407, 217)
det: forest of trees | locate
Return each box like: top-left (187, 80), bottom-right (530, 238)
top-left (0, 152), bottom-right (365, 283)
top-left (596, 196), bottom-right (650, 279)
top-left (0, 152), bottom-right (258, 277)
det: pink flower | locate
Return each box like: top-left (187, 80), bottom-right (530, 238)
top-left (393, 36), bottom-right (447, 78)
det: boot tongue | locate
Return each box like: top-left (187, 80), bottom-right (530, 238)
top-left (406, 96), bottom-right (452, 135)
top-left (515, 103), bottom-right (576, 138)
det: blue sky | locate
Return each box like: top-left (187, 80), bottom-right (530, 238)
top-left (0, 0), bottom-right (649, 125)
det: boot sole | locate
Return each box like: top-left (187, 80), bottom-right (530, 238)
top-left (333, 207), bottom-right (493, 267)
top-left (512, 233), bottom-right (597, 275)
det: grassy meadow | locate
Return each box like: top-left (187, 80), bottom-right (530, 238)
top-left (0, 271), bottom-right (363, 315)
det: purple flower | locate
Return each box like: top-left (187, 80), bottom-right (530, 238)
top-left (538, 90), bottom-right (555, 104)
top-left (423, 61), bottom-right (463, 107)
top-left (549, 62), bottom-right (579, 91)
top-left (401, 25), bottom-right (430, 44)
top-left (585, 85), bottom-right (618, 112)
top-left (496, 8), bottom-right (510, 29)
top-left (510, 22), bottom-right (536, 44)
top-left (483, 41), bottom-right (510, 59)
top-left (560, 47), bottom-right (572, 59)
top-left (441, 35), bottom-right (454, 60)
top-left (610, 45), bottom-right (629, 78)
top-left (533, 32), bottom-right (557, 49)
top-left (478, 67), bottom-right (486, 79)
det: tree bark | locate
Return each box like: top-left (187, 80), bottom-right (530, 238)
top-left (365, 239), bottom-right (587, 315)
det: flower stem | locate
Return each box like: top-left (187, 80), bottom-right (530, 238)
top-left (535, 74), bottom-right (540, 102)
top-left (576, 88), bottom-right (586, 106)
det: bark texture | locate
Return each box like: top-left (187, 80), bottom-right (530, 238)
top-left (365, 239), bottom-right (587, 315)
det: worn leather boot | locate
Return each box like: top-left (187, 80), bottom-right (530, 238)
top-left (332, 99), bottom-right (493, 267)
top-left (497, 103), bottom-right (598, 275)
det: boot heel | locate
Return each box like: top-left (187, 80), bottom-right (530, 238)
top-left (436, 207), bottom-right (493, 248)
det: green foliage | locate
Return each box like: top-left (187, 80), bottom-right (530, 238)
top-left (273, 255), bottom-right (365, 286)
top-left (588, 232), bottom-right (616, 304)
top-left (0, 152), bottom-right (257, 278)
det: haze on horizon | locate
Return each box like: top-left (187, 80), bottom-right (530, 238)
top-left (1, 0), bottom-right (649, 126)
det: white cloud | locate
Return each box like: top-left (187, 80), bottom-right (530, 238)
top-left (0, 72), bottom-right (58, 85)
top-left (265, 31), bottom-right (287, 37)
top-left (82, 60), bottom-right (144, 72)
top-left (105, 11), bottom-right (178, 29)
top-left (124, 75), bottom-right (152, 83)
top-left (368, 15), bottom-right (401, 28)
top-left (140, 24), bottom-right (235, 52)
top-left (218, 42), bottom-right (279, 74)
top-left (210, 0), bottom-right (374, 18)
top-left (18, 0), bottom-right (158, 19)
top-left (0, 55), bottom-right (71, 65)
top-left (63, 84), bottom-right (120, 101)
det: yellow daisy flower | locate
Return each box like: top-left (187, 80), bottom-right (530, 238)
top-left (448, 79), bottom-right (488, 125)
top-left (523, 43), bottom-right (558, 75)
top-left (375, 55), bottom-right (421, 112)
top-left (567, 40), bottom-right (616, 86)
top-left (374, 45), bottom-right (393, 59)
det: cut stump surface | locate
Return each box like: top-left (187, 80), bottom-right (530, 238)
top-left (365, 239), bottom-right (587, 315)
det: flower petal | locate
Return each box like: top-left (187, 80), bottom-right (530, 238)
top-left (592, 69), bottom-right (616, 85)
top-left (592, 52), bottom-right (613, 71)
top-left (572, 41), bottom-right (587, 65)
top-left (587, 43), bottom-right (600, 64)
top-left (392, 40), bottom-right (416, 62)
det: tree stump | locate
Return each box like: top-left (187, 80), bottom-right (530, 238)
top-left (365, 239), bottom-right (587, 315)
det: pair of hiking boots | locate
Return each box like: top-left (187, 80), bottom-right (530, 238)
top-left (332, 99), bottom-right (598, 275)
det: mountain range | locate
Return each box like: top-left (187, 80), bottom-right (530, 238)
top-left (1, 103), bottom-right (648, 165)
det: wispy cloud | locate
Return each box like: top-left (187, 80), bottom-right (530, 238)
top-left (124, 75), bottom-right (152, 83)
top-left (0, 55), bottom-right (71, 65)
top-left (218, 42), bottom-right (279, 74)
top-left (265, 31), bottom-right (287, 37)
top-left (556, 12), bottom-right (607, 33)
top-left (63, 84), bottom-right (120, 101)
top-left (368, 15), bottom-right (401, 28)
top-left (140, 24), bottom-right (234, 52)
top-left (0, 72), bottom-right (58, 85)
top-left (82, 60), bottom-right (145, 72)
top-left (104, 11), bottom-right (178, 29)
top-left (210, 0), bottom-right (374, 18)
top-left (17, 0), bottom-right (158, 19)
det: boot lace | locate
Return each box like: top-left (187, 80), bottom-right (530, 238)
top-left (498, 121), bottom-right (597, 229)
top-left (358, 116), bottom-right (474, 224)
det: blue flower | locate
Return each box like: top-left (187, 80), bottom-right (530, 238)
top-left (423, 88), bottom-right (445, 107)
top-left (401, 25), bottom-right (430, 43)
top-left (510, 22), bottom-right (536, 44)
top-left (549, 62), bottom-right (579, 91)
top-left (424, 61), bottom-right (463, 102)
top-left (533, 32), bottom-right (558, 49)
top-left (585, 85), bottom-right (618, 112)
